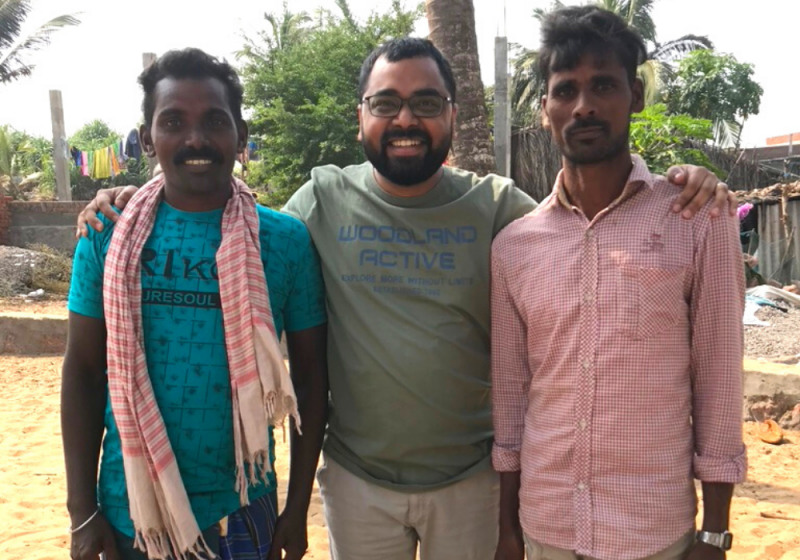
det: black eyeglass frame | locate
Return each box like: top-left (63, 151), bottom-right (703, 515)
top-left (361, 94), bottom-right (454, 118)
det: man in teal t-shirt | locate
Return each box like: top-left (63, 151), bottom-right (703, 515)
top-left (75, 39), bottom-right (733, 560)
top-left (62, 49), bottom-right (327, 560)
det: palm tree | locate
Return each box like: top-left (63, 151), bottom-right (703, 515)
top-left (238, 2), bottom-right (314, 59)
top-left (425, 0), bottom-right (496, 176)
top-left (0, 0), bottom-right (79, 84)
top-left (511, 0), bottom-right (711, 126)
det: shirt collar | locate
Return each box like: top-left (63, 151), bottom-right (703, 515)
top-left (552, 154), bottom-right (654, 213)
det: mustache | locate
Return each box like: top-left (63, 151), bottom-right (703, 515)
top-left (381, 129), bottom-right (431, 148)
top-left (173, 147), bottom-right (224, 165)
top-left (566, 119), bottom-right (609, 136)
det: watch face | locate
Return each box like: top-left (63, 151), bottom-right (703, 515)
top-left (723, 532), bottom-right (733, 550)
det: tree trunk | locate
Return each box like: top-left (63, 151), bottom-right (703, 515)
top-left (425, 0), bottom-right (496, 176)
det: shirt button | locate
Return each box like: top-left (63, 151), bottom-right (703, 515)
top-left (577, 482), bottom-right (586, 491)
top-left (581, 359), bottom-right (591, 371)
top-left (583, 292), bottom-right (594, 304)
top-left (578, 419), bottom-right (587, 430)
top-left (585, 230), bottom-right (594, 240)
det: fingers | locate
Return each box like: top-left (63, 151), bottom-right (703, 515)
top-left (101, 532), bottom-right (122, 560)
top-left (116, 186), bottom-right (139, 211)
top-left (669, 166), bottom-right (701, 215)
top-left (708, 179), bottom-right (731, 218)
top-left (267, 540), bottom-right (284, 560)
top-left (728, 190), bottom-right (738, 216)
top-left (681, 172), bottom-right (721, 219)
top-left (666, 166), bottom-right (688, 186)
top-left (284, 549), bottom-right (306, 560)
top-left (97, 193), bottom-right (119, 223)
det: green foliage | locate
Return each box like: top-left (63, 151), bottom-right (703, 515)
top-left (0, 125), bottom-right (56, 198)
top-left (69, 120), bottom-right (121, 151)
top-left (666, 50), bottom-right (763, 147)
top-left (239, 0), bottom-right (422, 207)
top-left (629, 104), bottom-right (722, 177)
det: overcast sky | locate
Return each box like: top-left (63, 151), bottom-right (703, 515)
top-left (0, 0), bottom-right (796, 148)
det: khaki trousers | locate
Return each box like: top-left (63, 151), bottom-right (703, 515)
top-left (524, 531), bottom-right (695, 560)
top-left (317, 454), bottom-right (500, 560)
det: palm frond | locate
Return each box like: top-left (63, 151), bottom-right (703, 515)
top-left (510, 47), bottom-right (545, 126)
top-left (650, 35), bottom-right (712, 63)
top-left (713, 118), bottom-right (742, 149)
top-left (335, 0), bottom-right (357, 29)
top-left (636, 58), bottom-right (676, 105)
top-left (0, 12), bottom-right (79, 83)
top-left (0, 0), bottom-right (30, 50)
top-left (626, 0), bottom-right (656, 43)
top-left (533, 1), bottom-right (565, 22)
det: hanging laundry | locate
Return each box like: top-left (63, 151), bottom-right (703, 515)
top-left (93, 147), bottom-right (112, 179)
top-left (110, 146), bottom-right (121, 177)
top-left (80, 151), bottom-right (89, 177)
top-left (115, 140), bottom-right (128, 166)
top-left (70, 146), bottom-right (81, 167)
top-left (125, 129), bottom-right (142, 160)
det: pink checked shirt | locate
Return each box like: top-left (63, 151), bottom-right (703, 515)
top-left (491, 156), bottom-right (747, 560)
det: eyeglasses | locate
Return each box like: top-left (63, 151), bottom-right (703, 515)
top-left (362, 94), bottom-right (453, 118)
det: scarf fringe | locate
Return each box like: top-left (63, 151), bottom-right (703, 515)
top-left (235, 449), bottom-right (275, 505)
top-left (134, 529), bottom-right (214, 560)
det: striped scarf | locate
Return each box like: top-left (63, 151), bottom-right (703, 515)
top-left (103, 175), bottom-right (300, 560)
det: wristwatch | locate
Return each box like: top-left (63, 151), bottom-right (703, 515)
top-left (696, 530), bottom-right (733, 551)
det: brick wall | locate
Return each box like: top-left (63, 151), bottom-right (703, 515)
top-left (0, 195), bottom-right (11, 245)
top-left (766, 133), bottom-right (799, 146)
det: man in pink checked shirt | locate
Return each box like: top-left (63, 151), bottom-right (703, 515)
top-left (491, 6), bottom-right (746, 560)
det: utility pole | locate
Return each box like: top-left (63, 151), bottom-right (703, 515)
top-left (49, 90), bottom-right (71, 201)
top-left (494, 36), bottom-right (511, 177)
top-left (143, 53), bottom-right (158, 178)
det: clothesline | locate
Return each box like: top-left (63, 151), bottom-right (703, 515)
top-left (69, 129), bottom-right (143, 180)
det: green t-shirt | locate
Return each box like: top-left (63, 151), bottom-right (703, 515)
top-left (283, 162), bottom-right (537, 490)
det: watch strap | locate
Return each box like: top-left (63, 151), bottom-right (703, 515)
top-left (696, 530), bottom-right (733, 551)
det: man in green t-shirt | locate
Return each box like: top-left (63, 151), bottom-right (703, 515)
top-left (76, 38), bottom-right (733, 560)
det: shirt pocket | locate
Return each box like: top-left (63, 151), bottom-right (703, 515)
top-left (617, 265), bottom-right (688, 340)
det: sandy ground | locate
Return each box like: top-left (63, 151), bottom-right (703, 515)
top-left (1, 356), bottom-right (798, 559)
top-left (0, 356), bottom-right (330, 560)
top-left (0, 298), bottom-right (70, 316)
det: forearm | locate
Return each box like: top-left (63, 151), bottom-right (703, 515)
top-left (284, 375), bottom-right (328, 514)
top-left (61, 356), bottom-right (107, 521)
top-left (283, 325), bottom-right (329, 516)
top-left (700, 482), bottom-right (734, 532)
top-left (498, 471), bottom-right (523, 537)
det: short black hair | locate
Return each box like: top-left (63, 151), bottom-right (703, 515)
top-left (538, 6), bottom-right (647, 86)
top-left (358, 37), bottom-right (457, 103)
top-left (139, 48), bottom-right (244, 129)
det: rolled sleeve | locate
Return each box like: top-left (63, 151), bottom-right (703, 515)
top-left (689, 212), bottom-right (747, 484)
top-left (490, 246), bottom-right (531, 473)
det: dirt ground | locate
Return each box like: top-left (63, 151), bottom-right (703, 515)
top-left (746, 305), bottom-right (800, 360)
top-left (0, 297), bottom-right (69, 316)
top-left (0, 355), bottom-right (798, 560)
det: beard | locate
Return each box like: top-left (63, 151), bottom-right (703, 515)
top-left (561, 118), bottom-right (630, 166)
top-left (362, 127), bottom-right (452, 187)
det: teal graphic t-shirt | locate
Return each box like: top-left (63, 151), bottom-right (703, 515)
top-left (68, 201), bottom-right (327, 536)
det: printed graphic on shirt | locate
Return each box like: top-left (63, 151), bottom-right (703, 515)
top-left (68, 202), bottom-right (326, 536)
top-left (336, 224), bottom-right (480, 298)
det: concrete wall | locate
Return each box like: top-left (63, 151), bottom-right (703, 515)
top-left (3, 201), bottom-right (86, 254)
